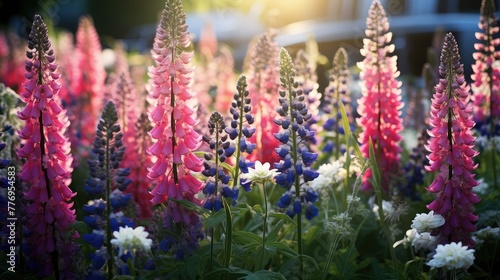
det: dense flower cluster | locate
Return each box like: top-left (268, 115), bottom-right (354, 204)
top-left (426, 33), bottom-right (480, 247)
top-left (82, 101), bottom-right (134, 278)
top-left (18, 15), bottom-right (77, 278)
top-left (147, 0), bottom-right (204, 257)
top-left (69, 17), bottom-right (105, 155)
top-left (427, 242), bottom-right (475, 270)
top-left (472, 0), bottom-right (500, 131)
top-left (322, 47), bottom-right (352, 158)
top-left (357, 0), bottom-right (403, 192)
top-left (201, 112), bottom-right (238, 211)
top-left (274, 48), bottom-right (319, 220)
top-left (246, 32), bottom-right (282, 165)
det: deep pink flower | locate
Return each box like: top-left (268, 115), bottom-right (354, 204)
top-left (426, 33), bottom-right (480, 248)
top-left (357, 0), bottom-right (403, 192)
top-left (0, 33), bottom-right (26, 92)
top-left (246, 32), bottom-right (282, 165)
top-left (69, 16), bottom-right (105, 154)
top-left (472, 0), bottom-right (500, 124)
top-left (113, 65), bottom-right (154, 219)
top-left (147, 0), bottom-right (204, 228)
top-left (18, 15), bottom-right (77, 277)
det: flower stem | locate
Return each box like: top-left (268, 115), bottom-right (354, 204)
top-left (106, 126), bottom-right (113, 280)
top-left (222, 197), bottom-right (232, 276)
top-left (209, 227), bottom-right (214, 272)
top-left (259, 182), bottom-right (268, 270)
top-left (322, 234), bottom-right (341, 280)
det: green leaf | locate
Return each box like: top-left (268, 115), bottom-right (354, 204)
top-left (267, 241), bottom-right (297, 258)
top-left (240, 270), bottom-right (286, 280)
top-left (206, 209), bottom-right (226, 228)
top-left (266, 220), bottom-right (285, 244)
top-left (184, 254), bottom-right (203, 280)
top-left (70, 221), bottom-right (89, 235)
top-left (252, 204), bottom-right (263, 214)
top-left (268, 212), bottom-right (297, 225)
top-left (233, 231), bottom-right (262, 247)
top-left (170, 198), bottom-right (208, 214)
top-left (112, 276), bottom-right (135, 280)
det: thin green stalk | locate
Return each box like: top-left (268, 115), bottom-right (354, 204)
top-left (322, 234), bottom-right (341, 280)
top-left (369, 140), bottom-right (398, 275)
top-left (259, 182), bottom-right (269, 270)
top-left (209, 227), bottom-right (214, 272)
top-left (222, 197), bottom-right (232, 276)
top-left (105, 129), bottom-right (113, 280)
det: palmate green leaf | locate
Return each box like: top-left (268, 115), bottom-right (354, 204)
top-left (241, 270), bottom-right (286, 280)
top-left (267, 241), bottom-right (297, 258)
top-left (205, 209), bottom-right (226, 228)
top-left (266, 220), bottom-right (285, 244)
top-left (170, 198), bottom-right (209, 214)
top-left (184, 254), bottom-right (203, 280)
top-left (268, 212), bottom-right (297, 225)
top-left (233, 231), bottom-right (262, 247)
top-left (70, 221), bottom-right (89, 235)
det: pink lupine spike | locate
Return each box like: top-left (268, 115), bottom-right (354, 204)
top-left (67, 16), bottom-right (105, 159)
top-left (472, 0), bottom-right (500, 125)
top-left (426, 33), bottom-right (480, 248)
top-left (18, 15), bottom-right (77, 278)
top-left (357, 0), bottom-right (404, 192)
top-left (148, 0), bottom-right (203, 230)
top-left (246, 32), bottom-right (282, 165)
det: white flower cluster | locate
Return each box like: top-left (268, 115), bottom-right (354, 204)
top-left (240, 161), bottom-right (280, 184)
top-left (472, 226), bottom-right (500, 247)
top-left (372, 200), bottom-right (394, 220)
top-left (110, 226), bottom-right (152, 256)
top-left (310, 155), bottom-right (362, 191)
top-left (427, 242), bottom-right (475, 270)
top-left (310, 160), bottom-right (345, 191)
top-left (393, 211), bottom-right (444, 252)
top-left (476, 135), bottom-right (500, 152)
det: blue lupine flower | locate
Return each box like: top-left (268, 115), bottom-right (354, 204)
top-left (273, 48), bottom-right (320, 220)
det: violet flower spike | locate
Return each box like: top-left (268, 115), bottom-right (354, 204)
top-left (426, 33), bottom-right (480, 247)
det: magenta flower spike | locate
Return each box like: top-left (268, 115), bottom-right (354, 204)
top-left (426, 33), bottom-right (480, 247)
top-left (71, 16), bottom-right (105, 150)
top-left (356, 0), bottom-right (403, 192)
top-left (246, 32), bottom-right (282, 165)
top-left (147, 0), bottom-right (204, 227)
top-left (18, 15), bottom-right (77, 278)
top-left (472, 0), bottom-right (500, 125)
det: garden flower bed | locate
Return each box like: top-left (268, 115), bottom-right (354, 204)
top-left (1, 0), bottom-right (500, 279)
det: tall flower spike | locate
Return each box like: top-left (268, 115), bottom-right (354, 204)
top-left (69, 16), bottom-right (105, 157)
top-left (426, 33), bottom-right (480, 247)
top-left (274, 48), bottom-right (319, 220)
top-left (18, 15), bottom-right (77, 278)
top-left (201, 112), bottom-right (237, 211)
top-left (226, 75), bottom-right (256, 191)
top-left (83, 101), bottom-right (135, 278)
top-left (246, 32), bottom-right (282, 165)
top-left (357, 0), bottom-right (403, 192)
top-left (472, 0), bottom-right (500, 130)
top-left (294, 49), bottom-right (321, 148)
top-left (322, 47), bottom-right (352, 160)
top-left (147, 0), bottom-right (204, 252)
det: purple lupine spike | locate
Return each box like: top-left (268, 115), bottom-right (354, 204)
top-left (18, 14), bottom-right (77, 278)
top-left (426, 33), bottom-right (480, 248)
top-left (357, 0), bottom-right (404, 192)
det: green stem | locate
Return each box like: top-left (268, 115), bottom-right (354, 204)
top-left (287, 76), bottom-right (303, 276)
top-left (106, 128), bottom-right (113, 280)
top-left (259, 182), bottom-right (268, 270)
top-left (209, 227), bottom-right (214, 272)
top-left (222, 197), bottom-right (232, 276)
top-left (322, 234), bottom-right (341, 280)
